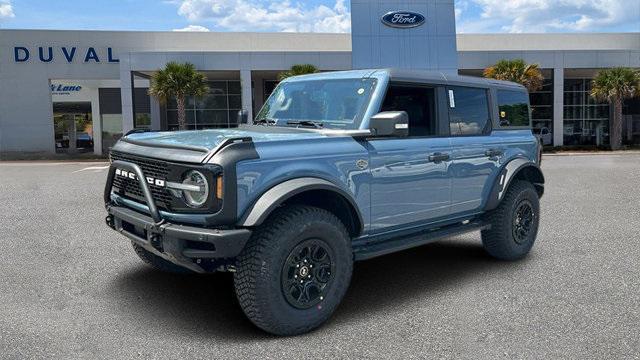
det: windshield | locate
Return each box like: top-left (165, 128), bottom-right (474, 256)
top-left (255, 78), bottom-right (377, 129)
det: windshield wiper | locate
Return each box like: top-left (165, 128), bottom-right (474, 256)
top-left (286, 120), bottom-right (324, 129)
top-left (254, 118), bottom-right (277, 126)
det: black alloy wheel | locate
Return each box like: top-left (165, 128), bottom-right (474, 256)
top-left (512, 200), bottom-right (534, 244)
top-left (281, 239), bottom-right (336, 309)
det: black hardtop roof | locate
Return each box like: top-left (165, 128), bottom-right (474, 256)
top-left (379, 68), bottom-right (527, 91)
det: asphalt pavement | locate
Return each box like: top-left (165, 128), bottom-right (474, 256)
top-left (0, 154), bottom-right (638, 359)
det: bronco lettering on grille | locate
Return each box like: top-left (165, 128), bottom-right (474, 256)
top-left (115, 168), bottom-right (166, 187)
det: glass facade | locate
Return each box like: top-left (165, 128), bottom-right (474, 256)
top-left (623, 97), bottom-right (640, 145)
top-left (166, 80), bottom-right (241, 130)
top-left (53, 103), bottom-right (94, 154)
top-left (530, 72), bottom-right (553, 142)
top-left (563, 78), bottom-right (610, 146)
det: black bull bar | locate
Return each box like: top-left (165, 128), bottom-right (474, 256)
top-left (104, 160), bottom-right (251, 272)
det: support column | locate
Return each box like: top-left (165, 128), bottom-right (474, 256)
top-left (150, 96), bottom-right (161, 131)
top-left (553, 67), bottom-right (564, 147)
top-left (90, 88), bottom-right (103, 155)
top-left (240, 70), bottom-right (253, 124)
top-left (120, 69), bottom-right (135, 134)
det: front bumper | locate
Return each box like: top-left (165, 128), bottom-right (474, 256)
top-left (104, 160), bottom-right (251, 273)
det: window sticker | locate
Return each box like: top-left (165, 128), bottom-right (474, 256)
top-left (357, 88), bottom-right (365, 95)
top-left (448, 89), bottom-right (455, 108)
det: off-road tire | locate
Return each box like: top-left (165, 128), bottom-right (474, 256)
top-left (234, 205), bottom-right (353, 336)
top-left (131, 241), bottom-right (192, 273)
top-left (481, 180), bottom-right (540, 260)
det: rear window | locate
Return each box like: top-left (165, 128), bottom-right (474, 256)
top-left (497, 90), bottom-right (530, 127)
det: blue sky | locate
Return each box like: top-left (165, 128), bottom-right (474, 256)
top-left (0, 0), bottom-right (638, 33)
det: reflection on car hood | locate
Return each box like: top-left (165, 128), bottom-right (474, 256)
top-left (124, 125), bottom-right (331, 152)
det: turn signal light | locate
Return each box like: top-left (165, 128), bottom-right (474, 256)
top-left (216, 176), bottom-right (223, 199)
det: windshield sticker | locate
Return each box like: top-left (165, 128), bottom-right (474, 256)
top-left (357, 88), bottom-right (365, 95)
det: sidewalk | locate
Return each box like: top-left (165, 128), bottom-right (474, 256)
top-left (543, 150), bottom-right (640, 156)
top-left (0, 152), bottom-right (107, 162)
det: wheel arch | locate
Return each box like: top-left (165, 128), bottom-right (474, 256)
top-left (484, 158), bottom-right (545, 211)
top-left (238, 177), bottom-right (364, 237)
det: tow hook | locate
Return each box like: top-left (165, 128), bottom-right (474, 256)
top-left (105, 215), bottom-right (115, 229)
top-left (149, 233), bottom-right (163, 252)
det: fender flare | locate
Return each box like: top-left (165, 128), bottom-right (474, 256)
top-left (238, 177), bottom-right (364, 233)
top-left (484, 158), bottom-right (545, 211)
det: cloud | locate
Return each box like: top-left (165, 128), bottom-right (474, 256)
top-left (174, 0), bottom-right (350, 33)
top-left (173, 24), bottom-right (210, 32)
top-left (456, 0), bottom-right (640, 33)
top-left (0, 0), bottom-right (14, 20)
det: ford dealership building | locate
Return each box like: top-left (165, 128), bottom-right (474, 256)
top-left (1, 0), bottom-right (639, 156)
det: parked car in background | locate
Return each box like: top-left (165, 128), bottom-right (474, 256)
top-left (533, 127), bottom-right (552, 146)
top-left (76, 132), bottom-right (93, 149)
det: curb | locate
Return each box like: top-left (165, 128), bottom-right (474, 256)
top-left (543, 151), bottom-right (640, 156)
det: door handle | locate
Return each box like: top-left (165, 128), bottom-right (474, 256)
top-left (485, 149), bottom-right (504, 157)
top-left (428, 152), bottom-right (450, 163)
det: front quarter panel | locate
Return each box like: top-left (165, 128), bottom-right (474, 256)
top-left (234, 137), bottom-right (371, 232)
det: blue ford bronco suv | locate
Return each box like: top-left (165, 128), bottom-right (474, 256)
top-left (104, 69), bottom-right (544, 336)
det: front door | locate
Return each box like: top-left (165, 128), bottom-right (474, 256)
top-left (367, 84), bottom-right (453, 234)
top-left (368, 137), bottom-right (452, 234)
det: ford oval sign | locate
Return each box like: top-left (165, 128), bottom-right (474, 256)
top-left (381, 11), bottom-right (425, 28)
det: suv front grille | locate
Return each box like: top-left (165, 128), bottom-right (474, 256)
top-left (109, 151), bottom-right (174, 210)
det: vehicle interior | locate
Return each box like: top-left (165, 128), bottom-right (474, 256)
top-left (380, 84), bottom-right (437, 137)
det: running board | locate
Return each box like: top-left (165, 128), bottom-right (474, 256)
top-left (353, 220), bottom-right (490, 261)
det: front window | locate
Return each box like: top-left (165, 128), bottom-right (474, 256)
top-left (256, 78), bottom-right (377, 129)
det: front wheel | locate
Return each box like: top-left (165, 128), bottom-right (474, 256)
top-left (481, 180), bottom-right (540, 260)
top-left (233, 205), bottom-right (353, 336)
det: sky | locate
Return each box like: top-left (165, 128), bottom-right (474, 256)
top-left (0, 0), bottom-right (638, 33)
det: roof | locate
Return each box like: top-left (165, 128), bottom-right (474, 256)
top-left (283, 68), bottom-right (526, 91)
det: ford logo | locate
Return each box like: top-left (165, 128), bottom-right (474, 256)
top-left (381, 11), bottom-right (425, 28)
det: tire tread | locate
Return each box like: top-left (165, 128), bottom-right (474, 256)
top-left (234, 205), bottom-right (352, 335)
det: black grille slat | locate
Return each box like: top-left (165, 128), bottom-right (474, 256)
top-left (109, 151), bottom-right (174, 209)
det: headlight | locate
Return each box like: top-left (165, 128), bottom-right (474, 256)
top-left (182, 170), bottom-right (209, 207)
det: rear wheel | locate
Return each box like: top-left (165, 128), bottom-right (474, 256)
top-left (481, 180), bottom-right (540, 260)
top-left (234, 205), bottom-right (353, 336)
top-left (131, 241), bottom-right (192, 273)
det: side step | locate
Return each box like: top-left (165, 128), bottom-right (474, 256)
top-left (353, 220), bottom-right (490, 261)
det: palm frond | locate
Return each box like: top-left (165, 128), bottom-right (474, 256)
top-left (278, 64), bottom-right (319, 81)
top-left (483, 59), bottom-right (544, 92)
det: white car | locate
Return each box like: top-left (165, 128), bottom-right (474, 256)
top-left (533, 127), bottom-right (552, 146)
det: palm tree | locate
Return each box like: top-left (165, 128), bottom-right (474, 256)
top-left (483, 59), bottom-right (544, 92)
top-left (278, 64), bottom-right (319, 81)
top-left (148, 62), bottom-right (209, 130)
top-left (591, 68), bottom-right (640, 150)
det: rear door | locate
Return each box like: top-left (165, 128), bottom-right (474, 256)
top-left (447, 86), bottom-right (502, 215)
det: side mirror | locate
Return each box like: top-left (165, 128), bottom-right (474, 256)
top-left (238, 110), bottom-right (249, 125)
top-left (369, 111), bottom-right (409, 137)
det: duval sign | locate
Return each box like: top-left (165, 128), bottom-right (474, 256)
top-left (13, 46), bottom-right (120, 63)
top-left (381, 11), bottom-right (426, 28)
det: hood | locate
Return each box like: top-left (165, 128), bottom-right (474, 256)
top-left (123, 126), bottom-right (329, 152)
top-left (111, 126), bottom-right (345, 163)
